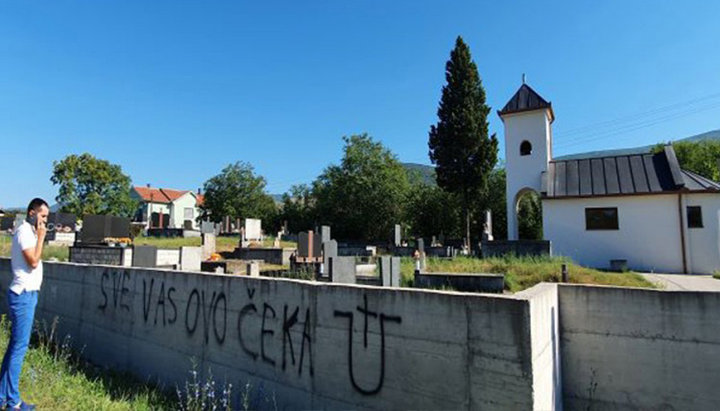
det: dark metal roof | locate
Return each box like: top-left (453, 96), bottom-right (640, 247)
top-left (543, 145), bottom-right (720, 198)
top-left (498, 84), bottom-right (554, 121)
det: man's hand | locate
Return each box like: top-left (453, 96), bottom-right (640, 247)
top-left (22, 218), bottom-right (46, 269)
top-left (36, 219), bottom-right (47, 240)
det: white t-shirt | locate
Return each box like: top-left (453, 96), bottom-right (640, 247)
top-left (10, 221), bottom-right (43, 294)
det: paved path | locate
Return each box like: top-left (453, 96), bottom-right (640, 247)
top-left (640, 273), bottom-right (720, 291)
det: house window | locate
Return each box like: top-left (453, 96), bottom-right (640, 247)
top-left (687, 206), bottom-right (703, 228)
top-left (585, 207), bottom-right (619, 230)
top-left (520, 140), bottom-right (532, 156)
top-left (184, 207), bottom-right (194, 220)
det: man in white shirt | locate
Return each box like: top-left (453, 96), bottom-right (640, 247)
top-left (0, 198), bottom-right (48, 411)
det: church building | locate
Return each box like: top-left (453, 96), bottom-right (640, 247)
top-left (498, 83), bottom-right (720, 274)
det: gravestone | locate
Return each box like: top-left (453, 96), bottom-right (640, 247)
top-left (133, 245), bottom-right (158, 268)
top-left (48, 212), bottom-right (77, 233)
top-left (380, 256), bottom-right (391, 286)
top-left (201, 233), bottom-right (216, 260)
top-left (222, 216), bottom-right (231, 234)
top-left (244, 218), bottom-right (262, 241)
top-left (329, 256), bottom-right (355, 284)
top-left (394, 224), bottom-right (401, 247)
top-left (482, 210), bottom-right (494, 242)
top-left (200, 221), bottom-right (218, 235)
top-left (0, 217), bottom-right (14, 231)
top-left (273, 233), bottom-right (281, 248)
top-left (320, 225), bottom-right (331, 243)
top-left (391, 257), bottom-right (401, 287)
top-left (322, 240), bottom-right (338, 275)
top-left (313, 232), bottom-right (322, 258)
top-left (246, 261), bottom-right (260, 277)
top-left (379, 256), bottom-right (402, 287)
top-left (417, 237), bottom-right (426, 271)
top-left (80, 215), bottom-right (130, 244)
top-left (180, 246), bottom-right (202, 271)
top-left (298, 232), bottom-right (310, 258)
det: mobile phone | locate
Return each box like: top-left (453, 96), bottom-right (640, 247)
top-left (26, 214), bottom-right (38, 227)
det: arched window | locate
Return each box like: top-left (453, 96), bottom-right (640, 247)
top-left (520, 140), bottom-right (532, 156)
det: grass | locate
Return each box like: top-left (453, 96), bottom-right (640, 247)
top-left (0, 234), bottom-right (69, 262)
top-left (400, 255), bottom-right (656, 292)
top-left (0, 233), bottom-right (296, 261)
top-left (0, 316), bottom-right (172, 410)
top-left (133, 235), bottom-right (296, 252)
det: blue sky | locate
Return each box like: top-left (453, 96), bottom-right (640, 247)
top-left (1, 1), bottom-right (720, 208)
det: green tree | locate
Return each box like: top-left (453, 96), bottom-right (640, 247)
top-left (517, 191), bottom-right (543, 240)
top-left (428, 36), bottom-right (499, 248)
top-left (652, 140), bottom-right (720, 181)
top-left (279, 184), bottom-right (316, 234)
top-left (406, 182), bottom-right (462, 238)
top-left (313, 134), bottom-right (410, 240)
top-left (200, 162), bottom-right (276, 224)
top-left (475, 167), bottom-right (508, 240)
top-left (51, 153), bottom-right (137, 217)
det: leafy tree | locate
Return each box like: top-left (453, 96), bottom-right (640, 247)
top-left (652, 140), bottom-right (720, 181)
top-left (475, 167), bottom-right (508, 240)
top-left (313, 134), bottom-right (410, 240)
top-left (406, 182), bottom-right (462, 238)
top-left (428, 36), bottom-right (498, 248)
top-left (200, 162), bottom-right (276, 224)
top-left (279, 184), bottom-right (316, 234)
top-left (51, 153), bottom-right (137, 217)
top-left (517, 191), bottom-right (543, 240)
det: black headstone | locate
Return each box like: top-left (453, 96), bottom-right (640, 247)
top-left (80, 215), bottom-right (130, 243)
top-left (48, 212), bottom-right (77, 233)
top-left (80, 215), bottom-right (108, 243)
top-left (0, 217), bottom-right (14, 231)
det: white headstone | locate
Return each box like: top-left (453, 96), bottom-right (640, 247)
top-left (244, 218), bottom-right (262, 241)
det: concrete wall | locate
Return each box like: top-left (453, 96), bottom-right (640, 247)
top-left (0, 258), bottom-right (554, 410)
top-left (559, 285), bottom-right (720, 409)
top-left (482, 240), bottom-right (551, 258)
top-left (684, 192), bottom-right (720, 274)
top-left (543, 195), bottom-right (687, 273)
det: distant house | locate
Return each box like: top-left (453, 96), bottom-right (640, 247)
top-left (0, 209), bottom-right (5, 217)
top-left (131, 186), bottom-right (204, 230)
top-left (499, 83), bottom-right (720, 274)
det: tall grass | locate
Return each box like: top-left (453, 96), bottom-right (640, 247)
top-left (0, 316), bottom-right (173, 410)
top-left (401, 255), bottom-right (655, 292)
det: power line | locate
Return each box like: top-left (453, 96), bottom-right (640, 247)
top-left (554, 91), bottom-right (720, 139)
top-left (555, 98), bottom-right (720, 149)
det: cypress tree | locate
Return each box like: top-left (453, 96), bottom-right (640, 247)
top-left (428, 36), bottom-right (498, 250)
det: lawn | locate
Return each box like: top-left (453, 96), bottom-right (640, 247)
top-left (0, 233), bottom-right (296, 262)
top-left (123, 235), bottom-right (296, 252)
top-left (0, 234), bottom-right (69, 262)
top-left (400, 255), bottom-right (656, 292)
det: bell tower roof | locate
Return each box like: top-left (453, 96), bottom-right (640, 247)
top-left (498, 83), bottom-right (554, 122)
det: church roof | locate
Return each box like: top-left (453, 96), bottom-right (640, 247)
top-left (498, 84), bottom-right (554, 121)
top-left (543, 145), bottom-right (720, 198)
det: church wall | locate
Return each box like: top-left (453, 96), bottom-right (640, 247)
top-left (543, 194), bottom-right (686, 273)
